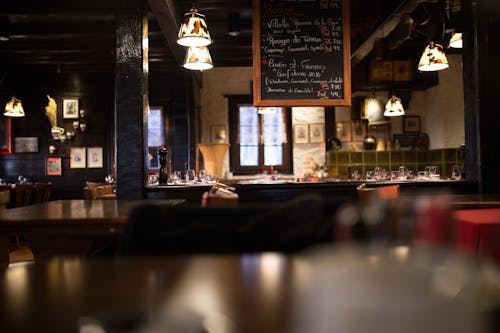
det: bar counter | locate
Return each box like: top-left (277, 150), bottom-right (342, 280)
top-left (146, 179), bottom-right (478, 202)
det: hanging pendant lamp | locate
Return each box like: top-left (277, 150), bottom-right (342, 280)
top-left (177, 7), bottom-right (212, 47)
top-left (449, 32), bottom-right (462, 48)
top-left (384, 95), bottom-right (405, 117)
top-left (418, 41), bottom-right (449, 71)
top-left (183, 46), bottom-right (213, 71)
top-left (4, 96), bottom-right (25, 117)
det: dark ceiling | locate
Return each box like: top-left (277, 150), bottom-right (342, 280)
top-left (0, 0), bottom-right (458, 79)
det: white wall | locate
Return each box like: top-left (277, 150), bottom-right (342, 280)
top-left (409, 54), bottom-right (465, 149)
top-left (292, 107), bottom-right (325, 178)
top-left (199, 56), bottom-right (465, 176)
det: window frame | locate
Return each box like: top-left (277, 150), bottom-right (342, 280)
top-left (227, 95), bottom-right (292, 175)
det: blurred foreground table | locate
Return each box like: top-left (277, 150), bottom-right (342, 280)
top-left (0, 199), bottom-right (184, 259)
top-left (1, 247), bottom-right (499, 333)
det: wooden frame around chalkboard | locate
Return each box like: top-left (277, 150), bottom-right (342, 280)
top-left (253, 0), bottom-right (351, 107)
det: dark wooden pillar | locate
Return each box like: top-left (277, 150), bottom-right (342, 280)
top-left (462, 0), bottom-right (500, 193)
top-left (114, 4), bottom-right (148, 199)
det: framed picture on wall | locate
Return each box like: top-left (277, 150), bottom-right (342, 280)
top-left (351, 120), bottom-right (367, 141)
top-left (403, 115), bottom-right (421, 133)
top-left (46, 157), bottom-right (62, 176)
top-left (14, 137), bottom-right (38, 153)
top-left (336, 122), bottom-right (351, 142)
top-left (70, 147), bottom-right (86, 168)
top-left (63, 98), bottom-right (79, 119)
top-left (211, 125), bottom-right (227, 143)
top-left (309, 123), bottom-right (324, 143)
top-left (294, 124), bottom-right (309, 144)
top-left (87, 147), bottom-right (103, 168)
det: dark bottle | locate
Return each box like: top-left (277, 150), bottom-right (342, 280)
top-left (459, 144), bottom-right (466, 179)
top-left (158, 146), bottom-right (170, 184)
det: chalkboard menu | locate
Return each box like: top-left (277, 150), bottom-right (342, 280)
top-left (253, 0), bottom-right (351, 106)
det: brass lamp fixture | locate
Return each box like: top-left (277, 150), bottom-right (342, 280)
top-left (177, 7), bottom-right (212, 47)
top-left (4, 96), bottom-right (25, 117)
top-left (384, 95), bottom-right (405, 117)
top-left (418, 41), bottom-right (449, 71)
top-left (183, 46), bottom-right (213, 71)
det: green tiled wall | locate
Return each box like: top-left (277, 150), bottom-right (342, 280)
top-left (328, 148), bottom-right (461, 178)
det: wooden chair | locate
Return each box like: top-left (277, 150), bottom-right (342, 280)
top-left (84, 181), bottom-right (114, 199)
top-left (34, 182), bottom-right (52, 204)
top-left (13, 183), bottom-right (34, 208)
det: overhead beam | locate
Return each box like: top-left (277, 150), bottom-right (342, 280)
top-left (351, 0), bottom-right (418, 66)
top-left (148, 0), bottom-right (184, 66)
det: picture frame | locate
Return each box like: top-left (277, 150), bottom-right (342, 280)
top-left (63, 98), bottom-right (79, 119)
top-left (70, 147), bottom-right (86, 168)
top-left (46, 156), bottom-right (62, 176)
top-left (0, 117), bottom-right (12, 154)
top-left (87, 147), bottom-right (103, 168)
top-left (393, 133), bottom-right (420, 150)
top-left (211, 125), bottom-right (227, 143)
top-left (403, 115), bottom-right (421, 133)
top-left (14, 137), bottom-right (38, 153)
top-left (335, 122), bottom-right (352, 142)
top-left (309, 123), bottom-right (324, 143)
top-left (351, 120), bottom-right (367, 141)
top-left (294, 124), bottom-right (309, 144)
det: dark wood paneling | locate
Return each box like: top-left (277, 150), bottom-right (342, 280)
top-left (0, 72), bottom-right (114, 199)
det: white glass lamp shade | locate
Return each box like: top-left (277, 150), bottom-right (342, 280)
top-left (449, 32), bottom-right (463, 48)
top-left (3, 96), bottom-right (25, 117)
top-left (418, 42), bottom-right (449, 71)
top-left (177, 9), bottom-right (212, 47)
top-left (384, 96), bottom-right (405, 117)
top-left (183, 46), bottom-right (213, 71)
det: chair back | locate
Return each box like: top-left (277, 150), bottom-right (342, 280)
top-left (357, 183), bottom-right (399, 204)
top-left (13, 183), bottom-right (33, 207)
top-left (84, 181), bottom-right (113, 199)
top-left (119, 193), bottom-right (342, 256)
top-left (34, 182), bottom-right (52, 204)
top-left (0, 190), bottom-right (10, 209)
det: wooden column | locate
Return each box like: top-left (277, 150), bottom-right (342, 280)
top-left (462, 0), bottom-right (500, 193)
top-left (114, 4), bottom-right (147, 199)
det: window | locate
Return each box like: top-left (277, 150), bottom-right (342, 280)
top-left (147, 106), bottom-right (165, 171)
top-left (228, 95), bottom-right (292, 175)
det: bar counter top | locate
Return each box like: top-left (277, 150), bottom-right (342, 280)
top-left (146, 179), bottom-right (478, 202)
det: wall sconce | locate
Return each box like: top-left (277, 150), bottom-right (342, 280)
top-left (4, 96), bottom-right (25, 117)
top-left (177, 7), bottom-right (212, 47)
top-left (418, 41), bottom-right (449, 71)
top-left (183, 46), bottom-right (213, 71)
top-left (384, 95), bottom-right (405, 117)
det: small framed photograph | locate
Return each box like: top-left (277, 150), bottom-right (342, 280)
top-left (70, 147), bottom-right (86, 168)
top-left (294, 124), bottom-right (309, 144)
top-left (14, 137), bottom-right (38, 153)
top-left (309, 123), bottom-right (324, 143)
top-left (351, 120), bottom-right (367, 141)
top-left (336, 122), bottom-right (352, 142)
top-left (403, 115), bottom-right (421, 133)
top-left (46, 156), bottom-right (62, 176)
top-left (87, 147), bottom-right (103, 168)
top-left (211, 125), bottom-right (227, 143)
top-left (63, 98), bottom-right (79, 119)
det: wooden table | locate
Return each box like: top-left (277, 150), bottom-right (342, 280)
top-left (0, 199), bottom-right (184, 259)
top-left (0, 248), bottom-right (498, 333)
